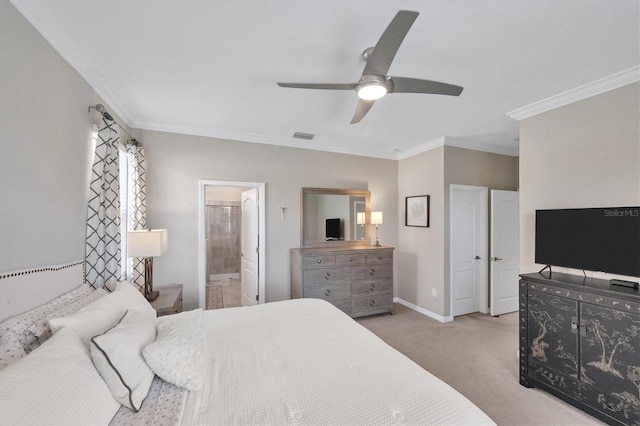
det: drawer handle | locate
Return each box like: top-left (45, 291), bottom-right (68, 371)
top-left (324, 289), bottom-right (331, 297)
top-left (317, 260), bottom-right (322, 264)
top-left (369, 284), bottom-right (376, 291)
top-left (324, 272), bottom-right (331, 279)
top-left (369, 268), bottom-right (375, 275)
top-left (369, 300), bottom-right (376, 307)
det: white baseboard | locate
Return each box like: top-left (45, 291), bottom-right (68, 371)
top-left (210, 273), bottom-right (240, 281)
top-left (394, 297), bottom-right (454, 323)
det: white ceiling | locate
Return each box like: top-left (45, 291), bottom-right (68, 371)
top-left (12, 0), bottom-right (640, 159)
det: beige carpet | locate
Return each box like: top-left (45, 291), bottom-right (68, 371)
top-left (357, 304), bottom-right (603, 426)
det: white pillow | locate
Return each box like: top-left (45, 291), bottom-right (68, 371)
top-left (49, 281), bottom-right (156, 345)
top-left (143, 309), bottom-right (207, 390)
top-left (91, 310), bottom-right (156, 411)
top-left (0, 331), bottom-right (26, 371)
top-left (0, 284), bottom-right (95, 352)
top-left (0, 327), bottom-right (120, 425)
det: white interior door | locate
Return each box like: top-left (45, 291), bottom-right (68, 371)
top-left (490, 190), bottom-right (519, 316)
top-left (241, 188), bottom-right (259, 306)
top-left (451, 185), bottom-right (488, 317)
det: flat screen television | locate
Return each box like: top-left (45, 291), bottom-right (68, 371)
top-left (535, 207), bottom-right (640, 278)
top-left (325, 218), bottom-right (341, 241)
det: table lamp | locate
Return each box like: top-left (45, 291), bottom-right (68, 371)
top-left (371, 212), bottom-right (383, 247)
top-left (127, 229), bottom-right (168, 302)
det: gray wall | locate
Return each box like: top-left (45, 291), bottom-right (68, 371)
top-left (140, 129), bottom-right (398, 309)
top-left (0, 1), bottom-right (132, 271)
top-left (519, 82), bottom-right (640, 280)
top-left (396, 145), bottom-right (519, 318)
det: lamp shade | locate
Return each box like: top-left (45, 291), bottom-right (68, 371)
top-left (371, 211), bottom-right (383, 225)
top-left (356, 212), bottom-right (366, 225)
top-left (127, 229), bottom-right (168, 257)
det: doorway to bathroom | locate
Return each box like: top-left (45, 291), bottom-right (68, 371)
top-left (198, 180), bottom-right (265, 310)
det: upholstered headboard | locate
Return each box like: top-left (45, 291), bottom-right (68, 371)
top-left (0, 261), bottom-right (84, 322)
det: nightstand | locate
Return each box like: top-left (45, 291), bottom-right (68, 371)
top-left (150, 285), bottom-right (183, 316)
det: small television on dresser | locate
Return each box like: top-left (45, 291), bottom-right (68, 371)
top-left (325, 218), bottom-right (341, 241)
top-left (535, 206), bottom-right (640, 278)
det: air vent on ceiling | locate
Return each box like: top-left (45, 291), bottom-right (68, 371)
top-left (293, 132), bottom-right (314, 140)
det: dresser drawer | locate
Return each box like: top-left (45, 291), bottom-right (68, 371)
top-left (304, 283), bottom-right (351, 302)
top-left (335, 253), bottom-right (366, 266)
top-left (351, 293), bottom-right (393, 316)
top-left (302, 266), bottom-right (350, 285)
top-left (366, 251), bottom-right (393, 264)
top-left (351, 264), bottom-right (392, 281)
top-left (302, 255), bottom-right (335, 268)
top-left (351, 279), bottom-right (392, 297)
top-left (330, 298), bottom-right (351, 315)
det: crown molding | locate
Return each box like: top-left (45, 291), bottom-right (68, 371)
top-left (445, 138), bottom-right (519, 157)
top-left (396, 137), bottom-right (446, 160)
top-left (10, 0), bottom-right (135, 128)
top-left (133, 120), bottom-right (400, 160)
top-left (507, 66), bottom-right (640, 121)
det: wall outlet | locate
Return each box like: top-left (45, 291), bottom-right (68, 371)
top-left (432, 288), bottom-right (437, 297)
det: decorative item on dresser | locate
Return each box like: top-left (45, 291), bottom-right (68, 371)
top-left (150, 284), bottom-right (183, 317)
top-left (519, 272), bottom-right (640, 426)
top-left (291, 246), bottom-right (394, 317)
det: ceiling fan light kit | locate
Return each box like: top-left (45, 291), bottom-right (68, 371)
top-left (277, 10), bottom-right (464, 124)
top-left (357, 77), bottom-right (389, 100)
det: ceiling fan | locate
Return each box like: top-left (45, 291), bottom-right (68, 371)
top-left (277, 10), bottom-right (464, 124)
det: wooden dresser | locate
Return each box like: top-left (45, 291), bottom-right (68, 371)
top-left (291, 246), bottom-right (394, 317)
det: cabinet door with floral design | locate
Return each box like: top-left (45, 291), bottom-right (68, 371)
top-left (527, 290), bottom-right (579, 391)
top-left (580, 303), bottom-right (640, 425)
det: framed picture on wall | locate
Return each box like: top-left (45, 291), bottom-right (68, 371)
top-left (405, 195), bottom-right (430, 227)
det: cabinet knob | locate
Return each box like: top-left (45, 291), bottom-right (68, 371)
top-left (369, 268), bottom-right (375, 275)
top-left (324, 272), bottom-right (331, 279)
top-left (349, 257), bottom-right (354, 262)
top-left (369, 284), bottom-right (376, 291)
top-left (317, 260), bottom-right (322, 263)
top-left (324, 289), bottom-right (331, 297)
top-left (369, 300), bottom-right (376, 306)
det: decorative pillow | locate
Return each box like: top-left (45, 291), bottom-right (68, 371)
top-left (0, 327), bottom-right (120, 425)
top-left (0, 331), bottom-right (26, 371)
top-left (91, 310), bottom-right (156, 411)
top-left (24, 288), bottom-right (108, 351)
top-left (0, 284), bottom-right (95, 352)
top-left (143, 309), bottom-right (207, 391)
top-left (49, 281), bottom-right (156, 346)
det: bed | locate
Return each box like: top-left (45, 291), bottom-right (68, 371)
top-left (0, 261), bottom-right (495, 425)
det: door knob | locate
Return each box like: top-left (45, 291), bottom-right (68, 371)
top-left (475, 256), bottom-right (481, 260)
top-left (491, 256), bottom-right (503, 261)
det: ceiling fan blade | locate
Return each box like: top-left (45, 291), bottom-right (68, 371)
top-left (277, 82), bottom-right (356, 90)
top-left (363, 10), bottom-right (419, 76)
top-left (351, 99), bottom-right (375, 124)
top-left (389, 76), bottom-right (464, 96)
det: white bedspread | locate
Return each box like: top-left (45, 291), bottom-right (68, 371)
top-left (181, 298), bottom-right (494, 425)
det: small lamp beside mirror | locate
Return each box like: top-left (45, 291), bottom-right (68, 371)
top-left (371, 212), bottom-right (383, 247)
top-left (127, 229), bottom-right (168, 302)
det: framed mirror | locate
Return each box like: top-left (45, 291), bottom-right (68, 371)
top-left (301, 187), bottom-right (371, 247)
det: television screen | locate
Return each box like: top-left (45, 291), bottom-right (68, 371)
top-left (535, 207), bottom-right (640, 277)
top-left (325, 218), bottom-right (341, 240)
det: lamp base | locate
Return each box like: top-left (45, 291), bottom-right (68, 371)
top-left (146, 290), bottom-right (159, 302)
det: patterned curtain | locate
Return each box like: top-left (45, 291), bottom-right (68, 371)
top-left (124, 143), bottom-right (147, 291)
top-left (85, 117), bottom-right (122, 289)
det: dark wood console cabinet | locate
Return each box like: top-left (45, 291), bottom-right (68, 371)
top-left (520, 272), bottom-right (640, 425)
